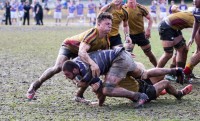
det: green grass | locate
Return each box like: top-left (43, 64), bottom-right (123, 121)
top-left (0, 25), bottom-right (200, 121)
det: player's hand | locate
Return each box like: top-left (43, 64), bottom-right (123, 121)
top-left (187, 38), bottom-right (194, 49)
top-left (125, 36), bottom-right (132, 44)
top-left (145, 29), bottom-right (151, 39)
top-left (90, 63), bottom-right (100, 78)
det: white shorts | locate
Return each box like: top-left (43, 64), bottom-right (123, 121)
top-left (160, 12), bottom-right (167, 19)
top-left (11, 11), bottom-right (17, 19)
top-left (150, 12), bottom-right (157, 18)
top-left (87, 13), bottom-right (96, 19)
top-left (67, 13), bottom-right (75, 18)
top-left (18, 11), bottom-right (24, 18)
top-left (54, 12), bottom-right (62, 19)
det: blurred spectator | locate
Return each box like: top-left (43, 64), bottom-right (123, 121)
top-left (66, 0), bottom-right (76, 25)
top-left (159, 0), bottom-right (167, 20)
top-left (76, 0), bottom-right (84, 23)
top-left (0, 2), bottom-right (4, 10)
top-left (179, 0), bottom-right (188, 11)
top-left (23, 0), bottom-right (31, 25)
top-left (87, 0), bottom-right (96, 26)
top-left (169, 0), bottom-right (175, 14)
top-left (11, 0), bottom-right (18, 24)
top-left (150, 0), bottom-right (157, 24)
top-left (18, 2), bottom-right (24, 23)
top-left (5, 1), bottom-right (12, 25)
top-left (54, 0), bottom-right (62, 25)
top-left (34, 1), bottom-right (43, 25)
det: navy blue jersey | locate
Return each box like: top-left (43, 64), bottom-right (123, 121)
top-left (193, 8), bottom-right (200, 23)
top-left (73, 47), bottom-right (124, 84)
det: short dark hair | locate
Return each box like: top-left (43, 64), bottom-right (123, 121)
top-left (97, 12), bottom-right (113, 23)
top-left (62, 60), bottom-right (79, 72)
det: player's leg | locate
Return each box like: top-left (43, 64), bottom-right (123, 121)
top-left (153, 80), bottom-right (192, 99)
top-left (157, 41), bottom-right (174, 68)
top-left (174, 34), bottom-right (187, 68)
top-left (26, 46), bottom-right (72, 99)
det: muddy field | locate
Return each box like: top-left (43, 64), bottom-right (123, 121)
top-left (0, 26), bottom-right (200, 120)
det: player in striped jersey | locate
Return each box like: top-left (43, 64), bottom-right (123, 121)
top-left (100, 0), bottom-right (132, 48)
top-left (26, 12), bottom-right (113, 100)
top-left (62, 47), bottom-right (191, 107)
top-left (123, 0), bottom-right (157, 67)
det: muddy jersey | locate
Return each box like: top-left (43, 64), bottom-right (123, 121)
top-left (104, 3), bottom-right (128, 36)
top-left (167, 11), bottom-right (194, 30)
top-left (193, 8), bottom-right (200, 23)
top-left (73, 47), bottom-right (124, 84)
top-left (123, 3), bottom-right (149, 35)
top-left (62, 28), bottom-right (110, 54)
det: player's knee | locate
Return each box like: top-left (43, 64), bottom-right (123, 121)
top-left (102, 83), bottom-right (116, 96)
top-left (162, 80), bottom-right (170, 86)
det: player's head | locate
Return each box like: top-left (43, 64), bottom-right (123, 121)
top-left (194, 0), bottom-right (200, 8)
top-left (62, 60), bottom-right (80, 80)
top-left (112, 0), bottom-right (123, 5)
top-left (97, 12), bottom-right (113, 34)
top-left (171, 5), bottom-right (180, 13)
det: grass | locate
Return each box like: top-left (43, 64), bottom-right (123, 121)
top-left (0, 25), bottom-right (200, 121)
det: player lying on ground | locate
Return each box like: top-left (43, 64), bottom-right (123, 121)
top-left (62, 47), bottom-right (192, 108)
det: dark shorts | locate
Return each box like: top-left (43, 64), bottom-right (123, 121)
top-left (139, 79), bottom-right (157, 101)
top-left (159, 21), bottom-right (182, 41)
top-left (130, 33), bottom-right (150, 46)
top-left (109, 34), bottom-right (123, 48)
top-left (58, 46), bottom-right (78, 59)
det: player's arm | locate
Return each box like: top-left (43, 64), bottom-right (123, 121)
top-left (99, 3), bottom-right (111, 13)
top-left (78, 42), bottom-right (100, 78)
top-left (123, 20), bottom-right (132, 44)
top-left (144, 13), bottom-right (153, 39)
top-left (188, 19), bottom-right (200, 48)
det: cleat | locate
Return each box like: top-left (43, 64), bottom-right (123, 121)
top-left (73, 96), bottom-right (91, 105)
top-left (181, 84), bottom-right (193, 95)
top-left (184, 74), bottom-right (193, 84)
top-left (160, 89), bottom-right (167, 95)
top-left (176, 84), bottom-right (193, 100)
top-left (26, 82), bottom-right (36, 100)
top-left (26, 90), bottom-right (36, 100)
top-left (135, 93), bottom-right (149, 108)
top-left (165, 74), bottom-right (177, 81)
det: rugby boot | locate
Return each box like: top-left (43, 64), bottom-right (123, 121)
top-left (135, 93), bottom-right (149, 108)
top-left (176, 84), bottom-right (193, 100)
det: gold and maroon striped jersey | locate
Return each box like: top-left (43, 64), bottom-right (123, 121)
top-left (62, 28), bottom-right (110, 54)
top-left (167, 11), bottom-right (194, 30)
top-left (123, 3), bottom-right (149, 35)
top-left (104, 3), bottom-right (128, 37)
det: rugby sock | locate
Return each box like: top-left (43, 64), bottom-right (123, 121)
top-left (183, 64), bottom-right (193, 75)
top-left (177, 62), bottom-right (185, 68)
top-left (175, 91), bottom-right (183, 100)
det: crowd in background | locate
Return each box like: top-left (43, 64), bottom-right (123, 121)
top-left (0, 0), bottom-right (194, 26)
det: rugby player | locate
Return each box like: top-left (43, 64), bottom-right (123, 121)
top-left (26, 12), bottom-right (113, 100)
top-left (123, 0), bottom-right (157, 67)
top-left (62, 47), bottom-right (191, 108)
top-left (183, 0), bottom-right (200, 82)
top-left (100, 0), bottom-right (132, 48)
top-left (157, 8), bottom-right (194, 68)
